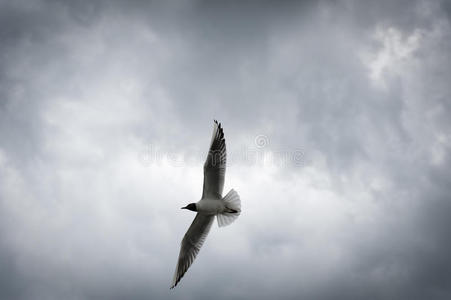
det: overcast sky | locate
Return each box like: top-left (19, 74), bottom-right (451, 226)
top-left (1, 0), bottom-right (451, 299)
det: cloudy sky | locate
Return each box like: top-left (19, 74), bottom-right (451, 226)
top-left (1, 0), bottom-right (451, 299)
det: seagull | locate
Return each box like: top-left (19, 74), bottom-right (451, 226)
top-left (170, 120), bottom-right (241, 289)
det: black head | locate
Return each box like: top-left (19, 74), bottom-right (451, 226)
top-left (181, 203), bottom-right (197, 212)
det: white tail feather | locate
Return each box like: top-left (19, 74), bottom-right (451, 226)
top-left (217, 189), bottom-right (241, 227)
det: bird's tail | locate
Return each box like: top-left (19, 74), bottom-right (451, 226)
top-left (217, 189), bottom-right (241, 227)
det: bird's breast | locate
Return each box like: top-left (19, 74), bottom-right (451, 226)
top-left (197, 199), bottom-right (224, 215)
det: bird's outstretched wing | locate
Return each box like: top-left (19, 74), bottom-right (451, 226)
top-left (171, 213), bottom-right (214, 288)
top-left (202, 120), bottom-right (226, 199)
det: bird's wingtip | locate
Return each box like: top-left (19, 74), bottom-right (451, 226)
top-left (213, 119), bottom-right (223, 129)
top-left (213, 119), bottom-right (222, 128)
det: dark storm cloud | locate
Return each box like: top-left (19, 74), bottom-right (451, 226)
top-left (1, 0), bottom-right (451, 299)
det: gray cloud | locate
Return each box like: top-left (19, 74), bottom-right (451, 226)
top-left (1, 0), bottom-right (451, 299)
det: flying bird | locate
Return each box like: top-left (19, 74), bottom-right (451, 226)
top-left (171, 120), bottom-right (241, 288)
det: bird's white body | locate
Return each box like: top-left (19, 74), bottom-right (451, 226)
top-left (196, 198), bottom-right (225, 215)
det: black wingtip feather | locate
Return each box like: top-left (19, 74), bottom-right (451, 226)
top-left (213, 120), bottom-right (224, 134)
top-left (214, 119), bottom-right (222, 128)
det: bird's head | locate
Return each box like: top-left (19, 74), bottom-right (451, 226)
top-left (181, 203), bottom-right (197, 212)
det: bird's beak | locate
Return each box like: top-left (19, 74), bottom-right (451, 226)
top-left (181, 206), bottom-right (187, 209)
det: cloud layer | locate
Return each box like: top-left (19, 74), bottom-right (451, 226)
top-left (1, 0), bottom-right (451, 299)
